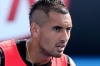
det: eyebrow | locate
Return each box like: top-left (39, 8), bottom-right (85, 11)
top-left (55, 23), bottom-right (72, 28)
top-left (54, 25), bottom-right (62, 27)
top-left (52, 26), bottom-right (63, 29)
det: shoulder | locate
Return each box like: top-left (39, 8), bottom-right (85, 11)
top-left (0, 39), bottom-right (16, 47)
top-left (0, 39), bottom-right (26, 66)
top-left (66, 55), bottom-right (76, 66)
top-left (0, 48), bottom-right (5, 66)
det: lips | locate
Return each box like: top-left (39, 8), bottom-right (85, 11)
top-left (56, 45), bottom-right (65, 47)
top-left (56, 44), bottom-right (66, 47)
top-left (56, 44), bottom-right (66, 52)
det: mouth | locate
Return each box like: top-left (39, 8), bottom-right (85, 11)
top-left (56, 44), bottom-right (66, 52)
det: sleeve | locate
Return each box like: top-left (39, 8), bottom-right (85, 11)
top-left (66, 55), bottom-right (70, 66)
top-left (67, 55), bottom-right (76, 66)
top-left (0, 48), bottom-right (5, 66)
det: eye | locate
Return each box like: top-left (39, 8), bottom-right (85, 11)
top-left (66, 27), bottom-right (72, 32)
top-left (52, 26), bottom-right (62, 32)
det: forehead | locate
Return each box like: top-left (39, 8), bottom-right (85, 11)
top-left (47, 11), bottom-right (72, 27)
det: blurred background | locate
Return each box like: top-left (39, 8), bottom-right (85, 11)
top-left (0, 0), bottom-right (100, 66)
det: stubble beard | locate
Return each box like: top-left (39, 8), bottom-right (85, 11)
top-left (40, 46), bottom-right (63, 58)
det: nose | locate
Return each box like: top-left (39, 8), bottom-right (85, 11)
top-left (60, 31), bottom-right (70, 43)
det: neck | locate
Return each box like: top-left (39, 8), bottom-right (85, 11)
top-left (26, 39), bottom-right (52, 65)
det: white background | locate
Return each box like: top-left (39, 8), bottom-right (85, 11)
top-left (0, 0), bottom-right (68, 41)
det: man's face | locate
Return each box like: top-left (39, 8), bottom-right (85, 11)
top-left (38, 11), bottom-right (72, 57)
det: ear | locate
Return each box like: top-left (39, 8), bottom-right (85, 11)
top-left (30, 22), bottom-right (40, 37)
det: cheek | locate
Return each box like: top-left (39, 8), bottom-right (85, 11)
top-left (40, 32), bottom-right (57, 48)
top-left (40, 35), bottom-right (52, 46)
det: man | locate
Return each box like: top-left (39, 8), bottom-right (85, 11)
top-left (0, 0), bottom-right (76, 66)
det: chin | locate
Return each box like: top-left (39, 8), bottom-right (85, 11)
top-left (53, 53), bottom-right (62, 58)
top-left (55, 55), bottom-right (61, 58)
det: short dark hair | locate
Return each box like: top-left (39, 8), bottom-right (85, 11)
top-left (29, 0), bottom-right (69, 26)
